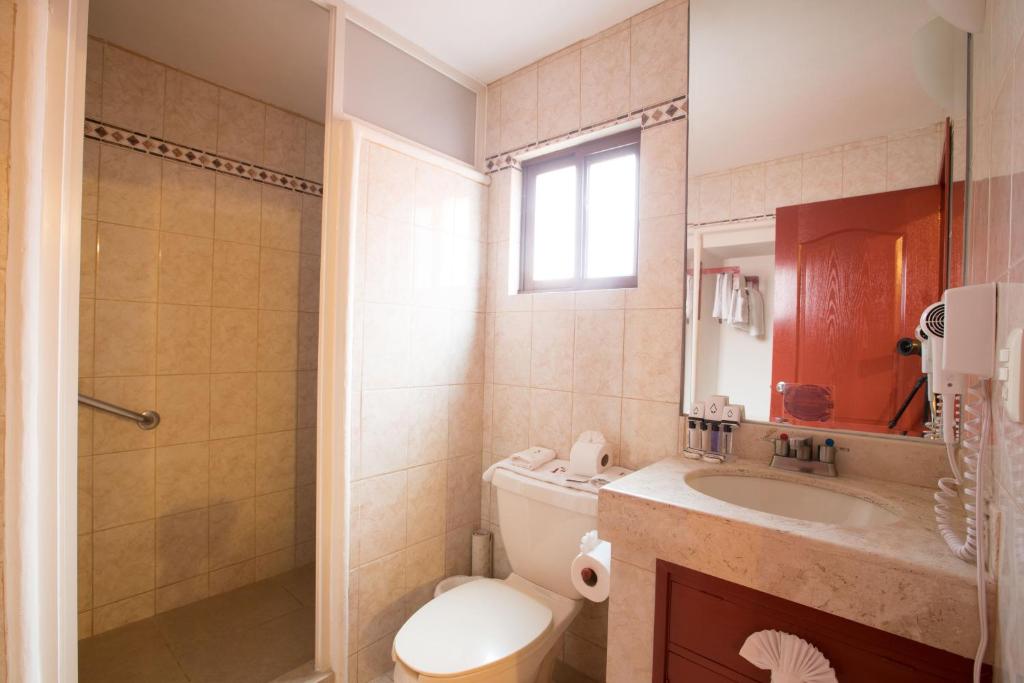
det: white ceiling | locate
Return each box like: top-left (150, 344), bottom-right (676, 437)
top-left (342, 0), bottom-right (664, 84)
top-left (88, 0), bottom-right (330, 122)
top-left (689, 0), bottom-right (958, 176)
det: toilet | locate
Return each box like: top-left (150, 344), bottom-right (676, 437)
top-left (392, 467), bottom-right (599, 682)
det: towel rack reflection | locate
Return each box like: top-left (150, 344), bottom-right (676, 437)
top-left (78, 393), bottom-right (160, 430)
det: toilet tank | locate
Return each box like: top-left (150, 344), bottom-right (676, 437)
top-left (491, 469), bottom-right (598, 599)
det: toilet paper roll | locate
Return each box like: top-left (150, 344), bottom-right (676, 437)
top-left (471, 528), bottom-right (493, 578)
top-left (568, 441), bottom-right (610, 476)
top-left (570, 538), bottom-right (612, 602)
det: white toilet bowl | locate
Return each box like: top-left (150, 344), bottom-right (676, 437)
top-left (392, 574), bottom-right (581, 683)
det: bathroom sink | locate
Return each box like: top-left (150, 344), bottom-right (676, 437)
top-left (685, 474), bottom-right (899, 527)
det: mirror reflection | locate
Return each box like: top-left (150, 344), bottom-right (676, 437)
top-left (684, 0), bottom-right (968, 438)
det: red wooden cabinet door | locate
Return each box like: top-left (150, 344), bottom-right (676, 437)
top-left (771, 186), bottom-right (943, 434)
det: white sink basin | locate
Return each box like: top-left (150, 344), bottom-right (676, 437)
top-left (685, 474), bottom-right (899, 527)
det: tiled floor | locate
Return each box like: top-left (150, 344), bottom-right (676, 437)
top-left (79, 564), bottom-right (315, 683)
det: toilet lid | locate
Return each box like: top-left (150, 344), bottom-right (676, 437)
top-left (394, 578), bottom-right (553, 677)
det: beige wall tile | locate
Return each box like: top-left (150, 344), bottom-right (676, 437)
top-left (300, 195), bottom-right (323, 256)
top-left (620, 398), bottom-right (678, 470)
top-left (157, 304), bottom-right (211, 375)
top-left (155, 374), bottom-right (211, 446)
top-left (357, 554), bottom-right (406, 647)
top-left (841, 139), bottom-right (886, 198)
top-left (530, 310), bottom-right (574, 391)
top-left (155, 575), bottom-right (209, 613)
top-left (93, 300), bottom-right (157, 377)
top-left (626, 215), bottom-right (685, 309)
top-left (404, 536), bottom-right (444, 614)
top-left (155, 441), bottom-right (209, 515)
top-left (296, 483), bottom-right (316, 543)
top-left (211, 307), bottom-right (258, 372)
top-left (255, 430), bottom-right (297, 494)
top-left (95, 222), bottom-right (159, 301)
top-left (257, 371), bottom-right (298, 433)
top-left (501, 68), bottom-right (539, 151)
top-left (258, 309), bottom-right (299, 371)
top-left (78, 456), bottom-right (94, 533)
top-left (491, 384), bottom-right (530, 458)
top-left (212, 240), bottom-right (260, 309)
top-left (98, 145), bottom-right (162, 229)
top-left (639, 120), bottom-right (687, 219)
top-left (217, 89), bottom-right (265, 163)
top-left (887, 129), bottom-right (942, 190)
top-left (573, 309), bottom-right (624, 396)
top-left (93, 520), bottom-right (155, 606)
top-left (209, 435), bottom-right (256, 504)
top-left (300, 253), bottom-right (321, 313)
top-left (408, 386), bottom-right (448, 467)
top-left (159, 232), bottom-right (214, 305)
top-left (606, 560), bottom-right (655, 683)
top-left (81, 219), bottom-right (97, 299)
top-left (537, 50), bottom-right (581, 140)
top-left (448, 384), bottom-right (484, 459)
top-left (161, 162), bottom-right (215, 238)
top-left (801, 149), bottom-right (843, 203)
top-left (360, 388), bottom-right (411, 479)
top-left (102, 45), bottom-right (165, 135)
top-left (352, 471), bottom-right (407, 566)
top-left (209, 498), bottom-right (255, 569)
top-left (296, 369), bottom-right (318, 429)
top-left (581, 29), bottom-right (630, 127)
top-left (156, 509), bottom-right (209, 586)
top-left (406, 462), bottom-right (446, 544)
top-left (764, 156), bottom-right (803, 212)
top-left (494, 311), bottom-right (532, 386)
top-left (444, 524), bottom-right (474, 578)
top-left (83, 140), bottom-right (100, 218)
top-left (445, 454), bottom-right (482, 531)
top-left (163, 70), bottom-right (219, 151)
top-left (92, 449), bottom-right (155, 530)
top-left (79, 532), bottom-right (93, 611)
top-left (571, 393), bottom-right (622, 458)
top-left (367, 144), bottom-right (416, 223)
top-left (214, 175), bottom-right (261, 245)
top-left (264, 107), bottom-right (306, 177)
top-left (486, 85), bottom-right (502, 157)
top-left (697, 173), bottom-right (730, 223)
top-left (623, 308), bottom-right (682, 403)
top-left (84, 38), bottom-right (102, 121)
top-left (210, 372), bottom-right (257, 439)
top-left (410, 309), bottom-right (450, 387)
top-left (91, 376), bottom-right (157, 454)
top-left (254, 489), bottom-right (296, 554)
top-left (304, 121), bottom-right (326, 181)
top-left (529, 388), bottom-right (573, 456)
top-left (630, 2), bottom-right (688, 109)
top-left (365, 214), bottom-right (414, 305)
top-left (261, 185), bottom-right (303, 252)
top-left (362, 304), bottom-right (411, 389)
top-left (297, 312), bottom-right (320, 371)
top-left (259, 248), bottom-right (301, 311)
top-left (730, 164), bottom-right (766, 218)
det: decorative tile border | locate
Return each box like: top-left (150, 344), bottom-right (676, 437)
top-left (484, 95), bottom-right (687, 174)
top-left (84, 118), bottom-right (324, 197)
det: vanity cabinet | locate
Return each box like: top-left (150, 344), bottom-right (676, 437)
top-left (652, 560), bottom-right (988, 682)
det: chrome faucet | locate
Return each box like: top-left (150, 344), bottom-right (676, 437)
top-left (767, 434), bottom-right (838, 477)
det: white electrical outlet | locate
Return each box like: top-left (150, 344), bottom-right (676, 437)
top-left (1003, 328), bottom-right (1023, 423)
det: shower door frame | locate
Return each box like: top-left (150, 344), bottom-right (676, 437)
top-left (6, 0), bottom-right (355, 679)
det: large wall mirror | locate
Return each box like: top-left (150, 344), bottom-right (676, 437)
top-left (683, 0), bottom-right (969, 439)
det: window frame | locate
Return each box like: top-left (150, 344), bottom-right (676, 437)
top-left (520, 128), bottom-right (641, 293)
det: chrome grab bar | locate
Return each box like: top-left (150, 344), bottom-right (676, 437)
top-left (78, 393), bottom-right (160, 430)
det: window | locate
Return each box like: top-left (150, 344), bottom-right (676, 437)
top-left (520, 129), bottom-right (641, 292)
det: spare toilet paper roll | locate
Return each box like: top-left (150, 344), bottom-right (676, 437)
top-left (471, 528), bottom-right (493, 578)
top-left (570, 537), bottom-right (611, 601)
top-left (568, 441), bottom-right (610, 476)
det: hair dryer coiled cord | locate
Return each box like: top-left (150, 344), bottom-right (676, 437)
top-left (934, 381), bottom-right (989, 682)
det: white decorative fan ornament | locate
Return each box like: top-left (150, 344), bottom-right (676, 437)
top-left (739, 630), bottom-right (838, 683)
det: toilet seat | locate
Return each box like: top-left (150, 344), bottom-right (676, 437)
top-left (393, 578), bottom-right (553, 678)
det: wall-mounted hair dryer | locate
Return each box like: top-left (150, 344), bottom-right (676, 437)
top-left (916, 301), bottom-right (966, 442)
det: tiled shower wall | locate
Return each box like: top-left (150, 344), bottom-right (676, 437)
top-left (688, 122), bottom-right (947, 225)
top-left (78, 39), bottom-right (324, 637)
top-left (481, 1), bottom-right (689, 680)
top-left (347, 139), bottom-right (488, 682)
top-left (969, 2), bottom-right (1024, 680)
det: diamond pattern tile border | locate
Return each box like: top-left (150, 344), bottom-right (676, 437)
top-left (84, 118), bottom-right (324, 197)
top-left (484, 95), bottom-right (687, 174)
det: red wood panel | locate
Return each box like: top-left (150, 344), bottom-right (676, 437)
top-left (652, 560), bottom-right (988, 683)
top-left (771, 186), bottom-right (943, 434)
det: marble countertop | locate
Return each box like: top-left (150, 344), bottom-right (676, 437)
top-left (597, 455), bottom-right (984, 658)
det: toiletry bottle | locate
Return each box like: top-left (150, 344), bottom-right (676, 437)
top-left (699, 421), bottom-right (710, 451)
top-left (687, 419), bottom-right (699, 450)
top-left (710, 423), bottom-right (720, 453)
top-left (722, 423), bottom-right (733, 454)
